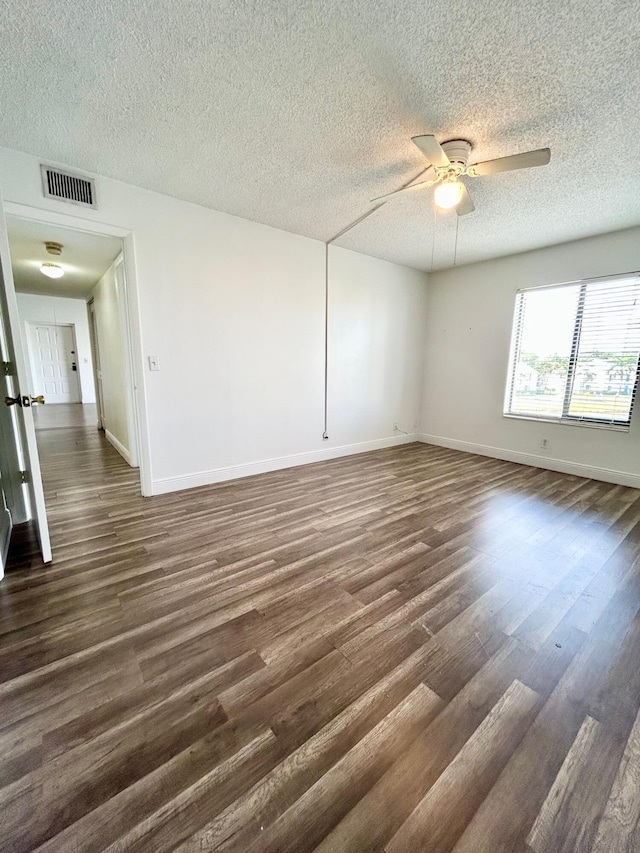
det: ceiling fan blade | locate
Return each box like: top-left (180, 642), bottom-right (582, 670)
top-left (371, 167), bottom-right (438, 203)
top-left (467, 147), bottom-right (551, 177)
top-left (411, 135), bottom-right (450, 168)
top-left (456, 182), bottom-right (475, 216)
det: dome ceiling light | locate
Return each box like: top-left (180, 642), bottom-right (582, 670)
top-left (40, 241), bottom-right (65, 278)
top-left (40, 262), bottom-right (64, 279)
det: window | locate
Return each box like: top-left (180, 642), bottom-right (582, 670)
top-left (504, 273), bottom-right (640, 429)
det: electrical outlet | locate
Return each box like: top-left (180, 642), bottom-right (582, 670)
top-left (540, 437), bottom-right (549, 449)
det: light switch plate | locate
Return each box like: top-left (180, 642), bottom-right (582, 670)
top-left (148, 355), bottom-right (160, 371)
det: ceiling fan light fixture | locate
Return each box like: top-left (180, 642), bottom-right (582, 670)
top-left (40, 262), bottom-right (64, 279)
top-left (434, 179), bottom-right (464, 209)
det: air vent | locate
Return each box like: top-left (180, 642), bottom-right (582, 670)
top-left (40, 165), bottom-right (97, 208)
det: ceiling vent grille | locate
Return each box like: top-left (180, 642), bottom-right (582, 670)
top-left (40, 165), bottom-right (97, 208)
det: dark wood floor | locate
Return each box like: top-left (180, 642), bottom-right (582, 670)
top-left (1, 410), bottom-right (640, 852)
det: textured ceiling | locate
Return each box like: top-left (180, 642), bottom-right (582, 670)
top-left (7, 216), bottom-right (122, 298)
top-left (1, 0), bottom-right (640, 270)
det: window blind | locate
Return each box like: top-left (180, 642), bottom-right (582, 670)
top-left (505, 273), bottom-right (640, 429)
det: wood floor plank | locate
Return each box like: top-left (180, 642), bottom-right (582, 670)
top-left (592, 704), bottom-right (640, 851)
top-left (385, 679), bottom-right (543, 853)
top-left (179, 648), bottom-right (444, 853)
top-left (313, 637), bottom-right (534, 853)
top-left (239, 683), bottom-right (442, 853)
top-left (32, 727), bottom-right (279, 853)
top-left (526, 715), bottom-right (624, 853)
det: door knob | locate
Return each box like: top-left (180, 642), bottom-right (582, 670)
top-left (30, 395), bottom-right (45, 405)
top-left (4, 394), bottom-right (22, 407)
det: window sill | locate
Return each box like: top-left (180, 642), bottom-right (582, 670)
top-left (503, 413), bottom-right (631, 433)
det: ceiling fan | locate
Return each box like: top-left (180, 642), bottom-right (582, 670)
top-left (373, 136), bottom-right (551, 215)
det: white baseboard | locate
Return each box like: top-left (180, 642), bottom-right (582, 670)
top-left (105, 429), bottom-right (132, 466)
top-left (417, 433), bottom-right (640, 489)
top-left (151, 433), bottom-right (417, 495)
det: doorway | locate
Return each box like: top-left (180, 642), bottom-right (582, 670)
top-left (1, 212), bottom-right (144, 564)
top-left (0, 189), bottom-right (152, 569)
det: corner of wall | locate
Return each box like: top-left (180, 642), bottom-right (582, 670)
top-left (416, 269), bottom-right (431, 435)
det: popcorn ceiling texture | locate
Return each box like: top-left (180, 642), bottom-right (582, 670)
top-left (1, 0), bottom-right (639, 270)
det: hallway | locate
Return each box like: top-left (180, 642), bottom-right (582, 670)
top-left (1, 422), bottom-right (640, 851)
top-left (33, 402), bottom-right (100, 431)
top-left (31, 402), bottom-right (137, 515)
top-left (5, 403), bottom-right (139, 572)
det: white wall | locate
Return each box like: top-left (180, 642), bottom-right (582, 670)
top-left (419, 227), bottom-right (640, 487)
top-left (88, 260), bottom-right (130, 458)
top-left (16, 292), bottom-right (96, 404)
top-left (0, 146), bottom-right (428, 494)
top-left (328, 246), bottom-right (425, 442)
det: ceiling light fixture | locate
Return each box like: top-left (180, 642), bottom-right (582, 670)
top-left (40, 262), bottom-right (64, 279)
top-left (434, 179), bottom-right (464, 209)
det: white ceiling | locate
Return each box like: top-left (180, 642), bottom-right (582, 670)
top-left (6, 217), bottom-right (122, 298)
top-left (1, 0), bottom-right (639, 271)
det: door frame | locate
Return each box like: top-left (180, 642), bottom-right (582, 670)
top-left (25, 321), bottom-right (82, 404)
top-left (87, 300), bottom-right (105, 429)
top-left (4, 202), bottom-right (152, 496)
top-left (113, 254), bottom-right (139, 468)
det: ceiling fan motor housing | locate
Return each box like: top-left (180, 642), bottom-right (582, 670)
top-left (440, 140), bottom-right (472, 175)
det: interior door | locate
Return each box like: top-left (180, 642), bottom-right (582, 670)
top-left (0, 189), bottom-right (52, 564)
top-left (27, 323), bottom-right (81, 404)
